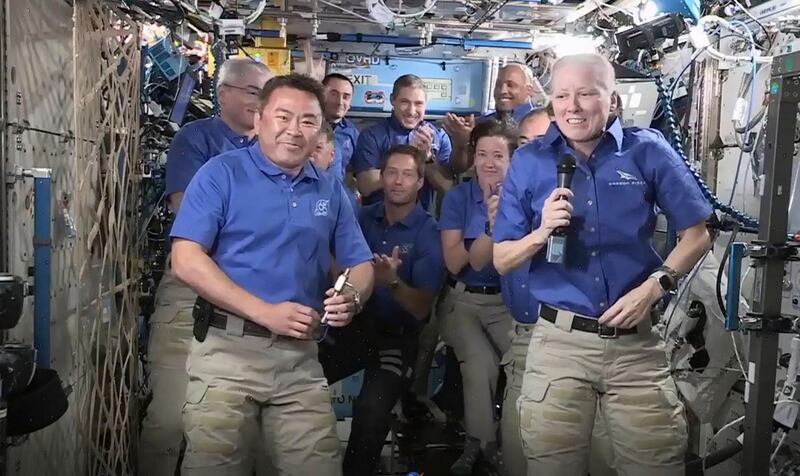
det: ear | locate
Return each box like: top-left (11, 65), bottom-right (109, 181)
top-left (609, 91), bottom-right (620, 114)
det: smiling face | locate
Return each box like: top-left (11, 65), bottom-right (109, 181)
top-left (218, 67), bottom-right (271, 132)
top-left (256, 86), bottom-right (322, 171)
top-left (323, 77), bottom-right (353, 122)
top-left (382, 152), bottom-right (423, 206)
top-left (550, 58), bottom-right (618, 153)
top-left (391, 85), bottom-right (426, 129)
top-left (494, 64), bottom-right (533, 112)
top-left (474, 135), bottom-right (512, 193)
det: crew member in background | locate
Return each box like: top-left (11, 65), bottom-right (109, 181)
top-left (171, 74), bottom-right (374, 475)
top-left (517, 104), bottom-right (553, 146)
top-left (352, 74), bottom-right (453, 210)
top-left (323, 73), bottom-right (360, 181)
top-left (444, 62), bottom-right (538, 172)
top-left (138, 58), bottom-right (271, 476)
top-left (320, 144), bottom-right (445, 476)
top-left (311, 121), bottom-right (359, 211)
top-left (438, 119), bottom-right (517, 476)
top-left (493, 53), bottom-right (711, 476)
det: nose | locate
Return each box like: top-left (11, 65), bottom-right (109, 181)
top-left (567, 94), bottom-right (581, 112)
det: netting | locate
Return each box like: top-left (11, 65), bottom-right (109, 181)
top-left (73, 1), bottom-right (142, 474)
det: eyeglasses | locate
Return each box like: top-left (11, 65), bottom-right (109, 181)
top-left (221, 83), bottom-right (261, 97)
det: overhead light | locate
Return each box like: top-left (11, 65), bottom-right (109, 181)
top-left (639, 0), bottom-right (660, 22)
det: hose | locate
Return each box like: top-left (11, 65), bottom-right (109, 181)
top-left (652, 72), bottom-right (759, 229)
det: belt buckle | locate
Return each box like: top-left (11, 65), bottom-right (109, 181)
top-left (598, 324), bottom-right (618, 339)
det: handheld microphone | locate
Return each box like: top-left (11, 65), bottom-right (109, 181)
top-left (546, 154), bottom-right (577, 264)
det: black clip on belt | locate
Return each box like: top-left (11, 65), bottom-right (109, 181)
top-left (539, 304), bottom-right (637, 339)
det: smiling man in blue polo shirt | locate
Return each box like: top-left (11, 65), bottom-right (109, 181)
top-left (353, 74), bottom-right (454, 210)
top-left (139, 58), bottom-right (272, 476)
top-left (444, 62), bottom-right (539, 172)
top-left (493, 54), bottom-right (711, 476)
top-left (320, 144), bottom-right (444, 476)
top-left (170, 73), bottom-right (374, 476)
top-left (323, 73), bottom-right (360, 181)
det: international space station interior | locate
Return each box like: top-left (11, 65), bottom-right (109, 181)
top-left (8, 0), bottom-right (800, 475)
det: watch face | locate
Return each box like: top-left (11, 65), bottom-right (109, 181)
top-left (658, 274), bottom-right (673, 291)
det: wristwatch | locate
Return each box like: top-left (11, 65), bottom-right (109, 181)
top-left (484, 221), bottom-right (492, 237)
top-left (388, 278), bottom-right (401, 290)
top-left (649, 266), bottom-right (679, 293)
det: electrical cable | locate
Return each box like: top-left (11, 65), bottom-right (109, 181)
top-left (729, 0), bottom-right (773, 51)
top-left (652, 72), bottom-right (759, 228)
top-left (726, 20), bottom-right (759, 208)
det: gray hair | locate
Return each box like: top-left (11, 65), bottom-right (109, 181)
top-left (501, 62), bottom-right (535, 86)
top-left (218, 58), bottom-right (272, 86)
top-left (551, 53), bottom-right (615, 92)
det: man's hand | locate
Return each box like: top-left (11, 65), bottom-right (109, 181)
top-left (373, 246), bottom-right (402, 287)
top-left (536, 187), bottom-right (574, 238)
top-left (260, 302), bottom-right (320, 339)
top-left (322, 288), bottom-right (359, 327)
top-left (410, 125), bottom-right (435, 157)
top-left (443, 113), bottom-right (475, 145)
top-left (598, 279), bottom-right (664, 329)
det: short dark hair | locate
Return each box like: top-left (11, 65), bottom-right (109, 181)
top-left (520, 106), bottom-right (552, 125)
top-left (392, 74), bottom-right (425, 97)
top-left (381, 144), bottom-right (425, 178)
top-left (470, 118), bottom-right (519, 157)
top-left (322, 73), bottom-right (354, 89)
top-left (319, 121), bottom-right (335, 144)
top-left (259, 73), bottom-right (325, 112)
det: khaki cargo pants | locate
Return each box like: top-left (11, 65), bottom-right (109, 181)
top-left (518, 315), bottom-right (687, 476)
top-left (438, 285), bottom-right (512, 446)
top-left (181, 323), bottom-right (341, 476)
top-left (138, 270), bottom-right (196, 476)
top-left (500, 323), bottom-right (617, 476)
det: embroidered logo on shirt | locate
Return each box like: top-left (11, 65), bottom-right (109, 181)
top-left (609, 169), bottom-right (646, 187)
top-left (314, 199), bottom-right (330, 217)
top-left (398, 243), bottom-right (414, 255)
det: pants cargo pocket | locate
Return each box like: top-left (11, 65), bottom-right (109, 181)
top-left (517, 377), bottom-right (551, 456)
top-left (182, 381), bottom-right (209, 428)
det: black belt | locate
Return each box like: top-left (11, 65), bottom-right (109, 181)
top-left (208, 309), bottom-right (272, 338)
top-left (539, 304), bottom-right (637, 338)
top-left (447, 278), bottom-right (501, 295)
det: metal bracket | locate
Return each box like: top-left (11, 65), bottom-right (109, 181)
top-left (747, 241), bottom-right (800, 261)
top-left (740, 313), bottom-right (796, 333)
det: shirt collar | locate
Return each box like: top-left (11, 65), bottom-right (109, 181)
top-left (330, 117), bottom-right (354, 131)
top-left (542, 116), bottom-right (624, 152)
top-left (247, 142), bottom-right (320, 181)
top-left (510, 100), bottom-right (535, 121)
top-left (369, 202), bottom-right (428, 229)
top-left (470, 179), bottom-right (484, 204)
top-left (213, 116), bottom-right (251, 143)
top-left (388, 115), bottom-right (414, 133)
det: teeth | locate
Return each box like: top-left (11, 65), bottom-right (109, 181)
top-left (567, 118), bottom-right (585, 124)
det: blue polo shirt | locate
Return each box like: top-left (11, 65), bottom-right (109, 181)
top-left (165, 116), bottom-right (254, 196)
top-left (331, 118), bottom-right (360, 180)
top-left (358, 202), bottom-right (445, 326)
top-left (493, 119), bottom-right (712, 319)
top-left (352, 116), bottom-right (453, 209)
top-left (326, 171), bottom-right (359, 212)
top-left (480, 100), bottom-right (536, 125)
top-left (501, 265), bottom-right (537, 324)
top-left (438, 180), bottom-right (501, 288)
top-left (171, 143), bottom-right (373, 311)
